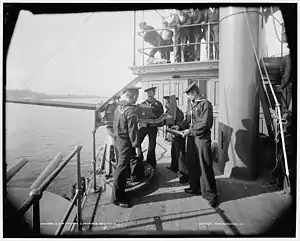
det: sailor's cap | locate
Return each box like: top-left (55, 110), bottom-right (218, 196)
top-left (184, 82), bottom-right (199, 94)
top-left (144, 86), bottom-right (157, 93)
top-left (163, 95), bottom-right (179, 101)
top-left (123, 86), bottom-right (141, 94)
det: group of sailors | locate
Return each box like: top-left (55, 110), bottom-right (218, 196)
top-left (111, 83), bottom-right (218, 208)
top-left (139, 8), bottom-right (219, 63)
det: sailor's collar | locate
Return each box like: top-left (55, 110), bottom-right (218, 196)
top-left (146, 99), bottom-right (156, 104)
top-left (192, 95), bottom-right (206, 104)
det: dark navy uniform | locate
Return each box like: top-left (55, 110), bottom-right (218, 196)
top-left (111, 100), bottom-right (140, 204)
top-left (139, 97), bottom-right (164, 168)
top-left (181, 83), bottom-right (217, 205)
top-left (280, 53), bottom-right (292, 111)
top-left (189, 9), bottom-right (206, 61)
top-left (167, 106), bottom-right (184, 170)
top-left (170, 107), bottom-right (189, 182)
top-left (206, 8), bottom-right (219, 59)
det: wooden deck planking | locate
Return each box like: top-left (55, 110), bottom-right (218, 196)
top-left (81, 137), bottom-right (292, 235)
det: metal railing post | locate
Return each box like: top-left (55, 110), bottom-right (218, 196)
top-left (133, 11), bottom-right (136, 66)
top-left (207, 22), bottom-right (211, 60)
top-left (142, 10), bottom-right (145, 65)
top-left (281, 23), bottom-right (283, 57)
top-left (91, 130), bottom-right (100, 193)
top-left (76, 147), bottom-right (82, 231)
top-left (29, 189), bottom-right (42, 235)
top-left (173, 28), bottom-right (176, 62)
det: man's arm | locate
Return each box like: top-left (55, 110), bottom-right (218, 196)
top-left (169, 15), bottom-right (177, 28)
top-left (126, 108), bottom-right (139, 148)
top-left (281, 55), bottom-right (292, 89)
top-left (189, 101), bottom-right (213, 137)
top-left (178, 112), bottom-right (191, 130)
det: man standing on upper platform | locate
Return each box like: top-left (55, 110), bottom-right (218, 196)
top-left (138, 87), bottom-right (164, 168)
top-left (181, 82), bottom-right (218, 207)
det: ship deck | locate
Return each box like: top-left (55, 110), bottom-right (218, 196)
top-left (77, 136), bottom-right (292, 236)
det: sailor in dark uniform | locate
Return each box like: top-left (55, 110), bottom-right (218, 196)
top-left (163, 95), bottom-right (189, 183)
top-left (138, 87), bottom-right (164, 168)
top-left (181, 82), bottom-right (218, 207)
top-left (111, 86), bottom-right (142, 208)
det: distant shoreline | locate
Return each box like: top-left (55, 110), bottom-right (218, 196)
top-left (6, 89), bottom-right (107, 101)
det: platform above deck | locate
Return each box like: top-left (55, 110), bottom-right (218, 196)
top-left (129, 60), bottom-right (219, 76)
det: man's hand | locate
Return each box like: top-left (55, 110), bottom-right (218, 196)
top-left (171, 125), bottom-right (179, 130)
top-left (136, 147), bottom-right (142, 157)
top-left (182, 129), bottom-right (191, 137)
top-left (96, 103), bottom-right (102, 111)
top-left (274, 85), bottom-right (282, 92)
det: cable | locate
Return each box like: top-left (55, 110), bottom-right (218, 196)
top-left (155, 10), bottom-right (164, 19)
top-left (271, 6), bottom-right (284, 43)
top-left (21, 13), bottom-right (94, 87)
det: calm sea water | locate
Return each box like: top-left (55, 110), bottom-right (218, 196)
top-left (6, 98), bottom-right (107, 196)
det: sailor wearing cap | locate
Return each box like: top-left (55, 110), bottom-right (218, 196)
top-left (138, 86), bottom-right (164, 168)
top-left (180, 81), bottom-right (218, 207)
top-left (163, 95), bottom-right (189, 184)
top-left (111, 86), bottom-right (142, 208)
top-left (160, 20), bottom-right (174, 62)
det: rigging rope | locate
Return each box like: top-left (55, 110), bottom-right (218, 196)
top-left (271, 7), bottom-right (284, 44)
top-left (21, 13), bottom-right (94, 87)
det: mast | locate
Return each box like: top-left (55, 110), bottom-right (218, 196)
top-left (218, 7), bottom-right (261, 179)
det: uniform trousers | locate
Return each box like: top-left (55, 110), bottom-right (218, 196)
top-left (186, 136), bottom-right (217, 201)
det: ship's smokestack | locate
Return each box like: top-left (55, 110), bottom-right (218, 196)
top-left (218, 7), bottom-right (261, 179)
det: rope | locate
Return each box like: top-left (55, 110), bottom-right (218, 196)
top-left (21, 13), bottom-right (94, 87)
top-left (270, 7), bottom-right (284, 43)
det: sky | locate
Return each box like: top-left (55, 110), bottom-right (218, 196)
top-left (6, 8), bottom-right (287, 97)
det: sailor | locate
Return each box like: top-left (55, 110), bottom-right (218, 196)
top-left (163, 95), bottom-right (189, 183)
top-left (169, 10), bottom-right (191, 62)
top-left (138, 87), bottom-right (164, 168)
top-left (111, 86), bottom-right (142, 208)
top-left (181, 82), bottom-right (218, 207)
top-left (189, 8), bottom-right (206, 61)
top-left (280, 45), bottom-right (292, 114)
top-left (139, 21), bottom-right (166, 61)
top-left (206, 7), bottom-right (219, 60)
top-left (160, 20), bottom-right (174, 62)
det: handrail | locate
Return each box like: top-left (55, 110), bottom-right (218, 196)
top-left (6, 158), bottom-right (28, 182)
top-left (55, 191), bottom-right (79, 235)
top-left (18, 145), bottom-right (83, 235)
top-left (137, 21), bottom-right (220, 63)
top-left (137, 21), bottom-right (219, 35)
top-left (138, 40), bottom-right (219, 51)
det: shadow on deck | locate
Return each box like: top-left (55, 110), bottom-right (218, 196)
top-left (78, 137), bottom-right (294, 237)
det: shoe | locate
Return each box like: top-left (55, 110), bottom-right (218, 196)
top-left (167, 165), bottom-right (177, 173)
top-left (113, 201), bottom-right (132, 208)
top-left (179, 177), bottom-right (189, 184)
top-left (209, 199), bottom-right (218, 208)
top-left (184, 188), bottom-right (201, 195)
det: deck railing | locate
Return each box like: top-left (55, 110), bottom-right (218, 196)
top-left (136, 21), bottom-right (220, 65)
top-left (17, 145), bottom-right (84, 235)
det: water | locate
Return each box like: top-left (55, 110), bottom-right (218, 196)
top-left (6, 98), bottom-right (107, 196)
